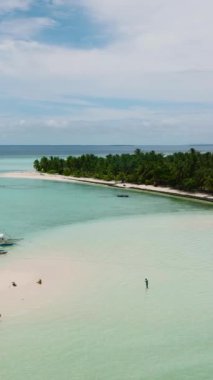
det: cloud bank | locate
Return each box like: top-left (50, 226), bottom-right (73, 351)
top-left (0, 0), bottom-right (212, 143)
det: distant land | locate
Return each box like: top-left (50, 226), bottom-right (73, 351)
top-left (34, 149), bottom-right (213, 194)
top-left (0, 144), bottom-right (213, 156)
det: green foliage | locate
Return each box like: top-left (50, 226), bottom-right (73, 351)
top-left (33, 150), bottom-right (213, 194)
top-left (63, 167), bottom-right (71, 176)
top-left (33, 159), bottom-right (40, 171)
top-left (47, 169), bottom-right (58, 174)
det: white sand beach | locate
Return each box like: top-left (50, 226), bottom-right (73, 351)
top-left (1, 171), bottom-right (213, 203)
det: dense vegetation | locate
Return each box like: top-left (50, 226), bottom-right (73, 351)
top-left (34, 149), bottom-right (213, 193)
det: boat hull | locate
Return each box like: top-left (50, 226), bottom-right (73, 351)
top-left (0, 243), bottom-right (15, 247)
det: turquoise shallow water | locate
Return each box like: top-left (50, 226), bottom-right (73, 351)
top-left (0, 157), bottom-right (35, 173)
top-left (1, 177), bottom-right (211, 239)
top-left (0, 157), bottom-right (213, 380)
top-left (0, 177), bottom-right (211, 239)
top-left (0, 214), bottom-right (213, 380)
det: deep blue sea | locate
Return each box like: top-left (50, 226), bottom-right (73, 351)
top-left (1, 144), bottom-right (212, 173)
top-left (0, 144), bottom-right (213, 157)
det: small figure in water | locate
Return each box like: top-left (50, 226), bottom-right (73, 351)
top-left (145, 278), bottom-right (149, 289)
top-left (12, 282), bottom-right (17, 287)
top-left (37, 279), bottom-right (42, 285)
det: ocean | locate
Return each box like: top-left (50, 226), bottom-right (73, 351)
top-left (0, 144), bottom-right (213, 157)
top-left (0, 146), bottom-right (212, 380)
top-left (1, 144), bottom-right (212, 173)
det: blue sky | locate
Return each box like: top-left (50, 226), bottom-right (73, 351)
top-left (0, 0), bottom-right (212, 144)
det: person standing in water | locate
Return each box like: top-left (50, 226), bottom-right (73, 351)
top-left (145, 278), bottom-right (149, 289)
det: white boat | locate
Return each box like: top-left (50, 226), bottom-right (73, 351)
top-left (0, 233), bottom-right (21, 246)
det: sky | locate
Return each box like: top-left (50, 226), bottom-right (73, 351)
top-left (0, 0), bottom-right (212, 144)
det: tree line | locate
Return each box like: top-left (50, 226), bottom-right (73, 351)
top-left (34, 149), bottom-right (213, 193)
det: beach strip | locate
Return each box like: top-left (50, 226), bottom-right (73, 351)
top-left (0, 171), bottom-right (213, 203)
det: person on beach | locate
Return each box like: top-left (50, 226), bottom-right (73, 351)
top-left (145, 278), bottom-right (149, 289)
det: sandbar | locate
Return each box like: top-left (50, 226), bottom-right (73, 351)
top-left (0, 253), bottom-right (93, 319)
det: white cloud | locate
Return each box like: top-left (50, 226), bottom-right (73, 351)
top-left (51, 0), bottom-right (213, 46)
top-left (0, 0), bottom-right (32, 13)
top-left (0, 0), bottom-right (213, 142)
top-left (0, 18), bottom-right (56, 39)
top-left (0, 38), bottom-right (212, 104)
top-left (0, 104), bottom-right (212, 144)
top-left (0, 1), bottom-right (212, 101)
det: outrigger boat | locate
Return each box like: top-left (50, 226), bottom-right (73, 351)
top-left (0, 233), bottom-right (21, 247)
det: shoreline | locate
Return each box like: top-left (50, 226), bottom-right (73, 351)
top-left (1, 170), bottom-right (213, 203)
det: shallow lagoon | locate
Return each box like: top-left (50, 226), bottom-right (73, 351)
top-left (0, 176), bottom-right (212, 380)
top-left (0, 177), bottom-right (211, 238)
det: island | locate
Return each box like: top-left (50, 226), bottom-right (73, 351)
top-left (33, 149), bottom-right (213, 195)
